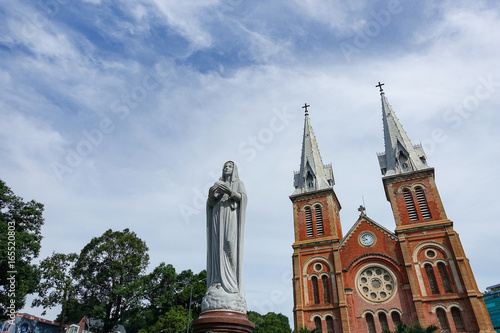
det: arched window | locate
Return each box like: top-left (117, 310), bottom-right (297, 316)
top-left (425, 264), bottom-right (439, 294)
top-left (451, 307), bottom-right (465, 332)
top-left (312, 276), bottom-right (320, 304)
top-left (366, 313), bottom-right (376, 333)
top-left (305, 207), bottom-right (314, 238)
top-left (315, 205), bottom-right (324, 236)
top-left (314, 317), bottom-right (322, 332)
top-left (391, 312), bottom-right (401, 326)
top-left (379, 313), bottom-right (389, 331)
top-left (437, 262), bottom-right (453, 293)
top-left (436, 308), bottom-right (450, 332)
top-left (415, 186), bottom-right (431, 219)
top-left (403, 188), bottom-right (418, 221)
top-left (326, 316), bottom-right (334, 333)
top-left (322, 275), bottom-right (331, 303)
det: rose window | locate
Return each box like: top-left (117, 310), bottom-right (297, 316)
top-left (356, 265), bottom-right (396, 303)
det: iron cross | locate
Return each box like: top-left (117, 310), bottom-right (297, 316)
top-left (376, 82), bottom-right (385, 92)
top-left (302, 103), bottom-right (310, 115)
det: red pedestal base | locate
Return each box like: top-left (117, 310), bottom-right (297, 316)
top-left (192, 310), bottom-right (255, 333)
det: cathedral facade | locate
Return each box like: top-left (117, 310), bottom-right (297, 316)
top-left (290, 87), bottom-right (494, 332)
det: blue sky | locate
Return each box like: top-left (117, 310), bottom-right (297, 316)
top-left (1, 0), bottom-right (500, 326)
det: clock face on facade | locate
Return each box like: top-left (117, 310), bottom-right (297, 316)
top-left (360, 232), bottom-right (375, 246)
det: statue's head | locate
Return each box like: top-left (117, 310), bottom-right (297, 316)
top-left (222, 161), bottom-right (236, 181)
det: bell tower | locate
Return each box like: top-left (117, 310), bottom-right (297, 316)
top-left (290, 104), bottom-right (349, 332)
top-left (377, 83), bottom-right (495, 332)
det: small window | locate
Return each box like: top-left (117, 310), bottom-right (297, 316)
top-left (403, 189), bottom-right (418, 221)
top-left (312, 276), bottom-right (320, 304)
top-left (366, 313), bottom-right (376, 333)
top-left (305, 207), bottom-right (314, 238)
top-left (326, 316), bottom-right (334, 333)
top-left (451, 307), bottom-right (465, 332)
top-left (322, 275), bottom-right (331, 303)
top-left (415, 186), bottom-right (431, 219)
top-left (425, 264), bottom-right (440, 294)
top-left (437, 262), bottom-right (453, 293)
top-left (379, 313), bottom-right (389, 331)
top-left (306, 172), bottom-right (315, 190)
top-left (391, 312), bottom-right (401, 326)
top-left (315, 205), bottom-right (324, 236)
top-left (437, 308), bottom-right (450, 332)
top-left (314, 317), bottom-right (322, 331)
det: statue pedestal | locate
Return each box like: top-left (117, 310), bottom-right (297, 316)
top-left (192, 310), bottom-right (255, 333)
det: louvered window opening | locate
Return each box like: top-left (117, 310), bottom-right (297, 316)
top-left (415, 187), bottom-right (432, 219)
top-left (322, 275), bottom-right (331, 303)
top-left (451, 307), bottom-right (465, 332)
top-left (403, 189), bottom-right (418, 221)
top-left (425, 264), bottom-right (440, 294)
top-left (305, 207), bottom-right (314, 238)
top-left (326, 316), bottom-right (334, 333)
top-left (366, 313), bottom-right (376, 333)
top-left (438, 262), bottom-right (453, 293)
top-left (315, 206), bottom-right (324, 236)
top-left (312, 276), bottom-right (320, 304)
top-left (437, 308), bottom-right (450, 332)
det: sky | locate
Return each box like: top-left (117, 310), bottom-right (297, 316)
top-left (1, 0), bottom-right (500, 327)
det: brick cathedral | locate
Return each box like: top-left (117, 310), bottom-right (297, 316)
top-left (290, 85), bottom-right (495, 332)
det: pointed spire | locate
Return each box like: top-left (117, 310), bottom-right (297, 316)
top-left (293, 104), bottom-right (334, 194)
top-left (377, 83), bottom-right (429, 176)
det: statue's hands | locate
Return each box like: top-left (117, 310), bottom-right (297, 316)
top-left (218, 183), bottom-right (232, 195)
top-left (209, 184), bottom-right (218, 197)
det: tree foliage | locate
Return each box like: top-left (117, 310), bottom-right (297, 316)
top-left (123, 264), bottom-right (206, 333)
top-left (139, 305), bottom-right (191, 333)
top-left (32, 252), bottom-right (78, 333)
top-left (0, 179), bottom-right (43, 317)
top-left (73, 229), bottom-right (149, 333)
top-left (248, 311), bottom-right (292, 333)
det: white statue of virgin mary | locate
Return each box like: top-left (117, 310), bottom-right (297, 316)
top-left (202, 161), bottom-right (248, 313)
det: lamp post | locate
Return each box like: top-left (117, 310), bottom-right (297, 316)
top-left (186, 278), bottom-right (205, 333)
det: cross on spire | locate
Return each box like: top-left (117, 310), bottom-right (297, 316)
top-left (358, 205), bottom-right (366, 215)
top-left (302, 103), bottom-right (310, 115)
top-left (376, 82), bottom-right (385, 92)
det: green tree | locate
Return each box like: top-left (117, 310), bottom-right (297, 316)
top-left (382, 322), bottom-right (439, 333)
top-left (0, 179), bottom-right (44, 317)
top-left (248, 311), bottom-right (291, 333)
top-left (73, 229), bottom-right (149, 333)
top-left (32, 252), bottom-right (78, 333)
top-left (139, 305), bottom-right (191, 333)
top-left (122, 264), bottom-right (206, 333)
